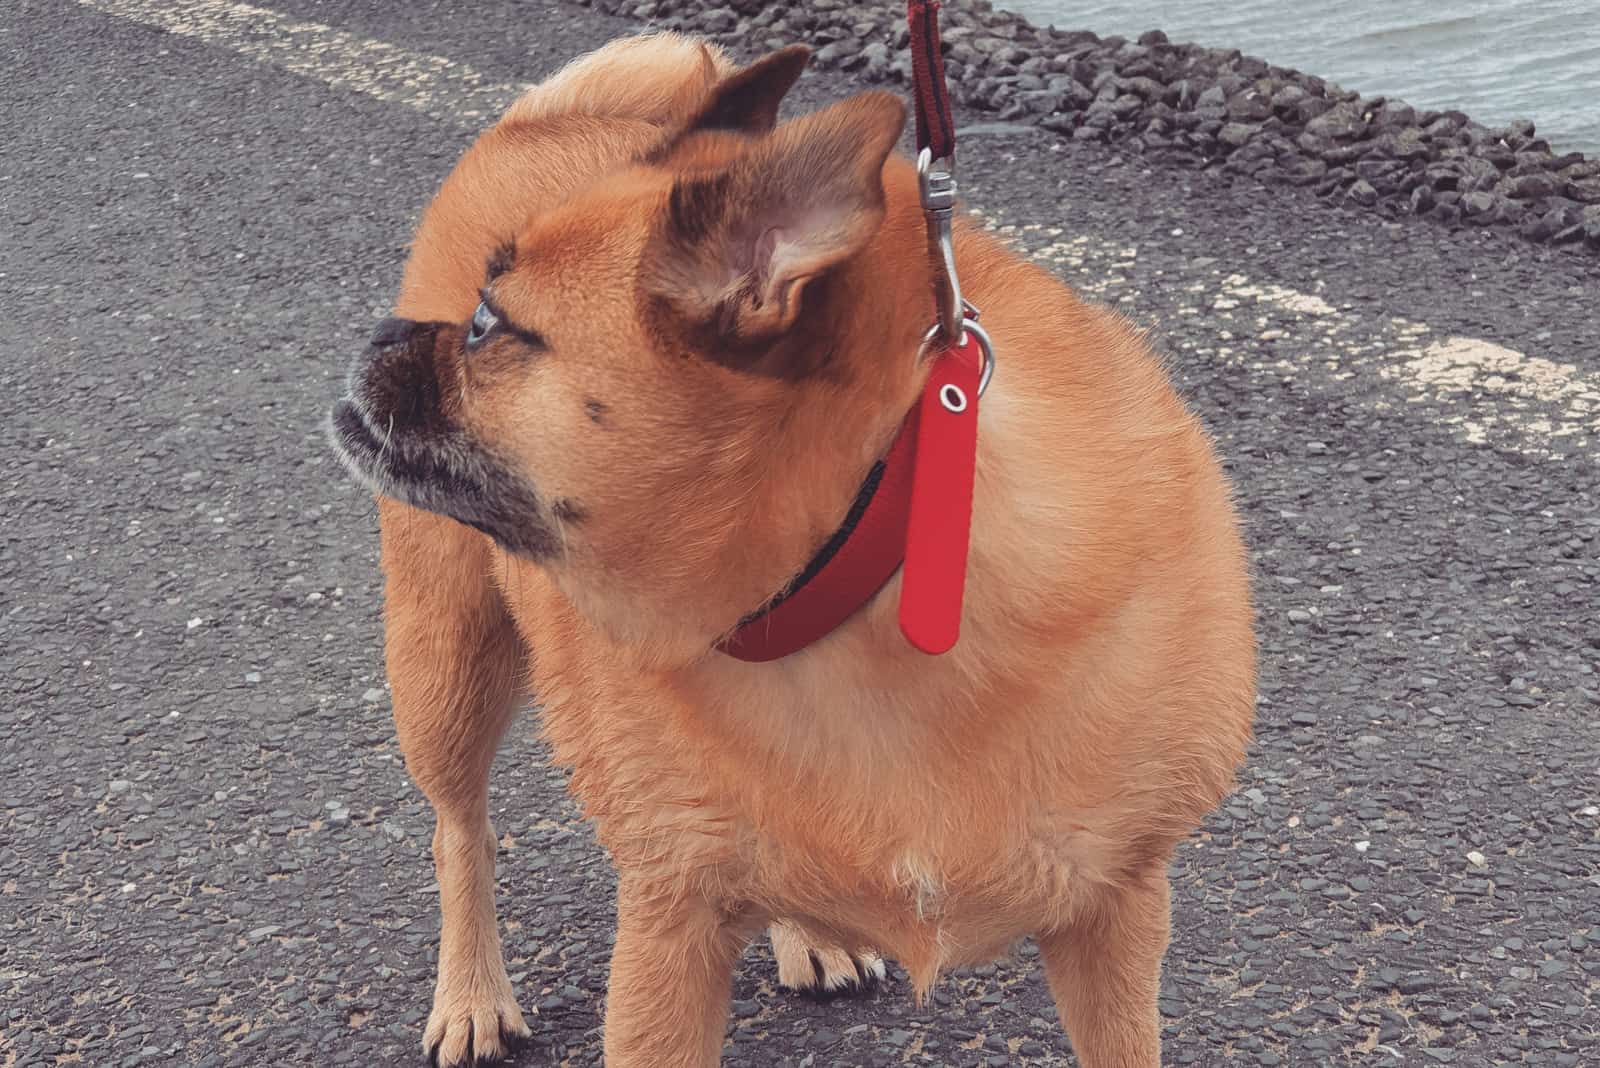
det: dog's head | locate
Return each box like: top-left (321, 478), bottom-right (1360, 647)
top-left (332, 47), bottom-right (911, 655)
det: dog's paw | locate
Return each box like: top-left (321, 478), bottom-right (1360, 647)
top-left (423, 965), bottom-right (531, 1067)
top-left (769, 920), bottom-right (888, 998)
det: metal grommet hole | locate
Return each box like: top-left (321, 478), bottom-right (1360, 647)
top-left (939, 383), bottom-right (968, 413)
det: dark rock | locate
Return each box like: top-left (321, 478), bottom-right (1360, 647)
top-left (813, 38), bottom-right (863, 68)
top-left (1504, 117), bottom-right (1537, 143)
top-left (1567, 178), bottom-right (1600, 203)
top-left (1013, 89), bottom-right (1065, 117)
top-left (1171, 78), bottom-right (1200, 108)
top-left (1346, 179), bottom-right (1378, 206)
top-left (1461, 190), bottom-right (1499, 221)
top-left (1501, 172), bottom-right (1560, 200)
top-left (1291, 95), bottom-right (1334, 124)
top-left (1137, 29), bottom-right (1169, 46)
top-left (1510, 150), bottom-right (1556, 174)
top-left (1306, 101), bottom-right (1367, 141)
top-left (1460, 155), bottom-right (1502, 184)
top-left (1111, 93), bottom-right (1144, 119)
top-left (1227, 89), bottom-right (1273, 122)
top-left (1410, 184), bottom-right (1435, 214)
top-left (1426, 165), bottom-right (1461, 191)
top-left (1270, 83), bottom-right (1308, 113)
top-left (1519, 211), bottom-right (1560, 242)
top-left (1297, 131), bottom-right (1334, 157)
top-left (1355, 158), bottom-right (1403, 181)
top-left (1541, 201), bottom-right (1587, 232)
top-left (1197, 85), bottom-right (1226, 110)
top-left (1321, 141), bottom-right (1370, 165)
top-left (696, 6), bottom-right (737, 31)
top-left (1122, 75), bottom-right (1168, 102)
top-left (1369, 128), bottom-right (1432, 162)
top-left (861, 41), bottom-right (893, 80)
top-left (1059, 79), bottom-right (1094, 110)
top-left (1065, 58), bottom-right (1100, 89)
top-left (1355, 160), bottom-right (1407, 195)
top-left (1219, 122), bottom-right (1257, 149)
top-left (1550, 223), bottom-right (1588, 245)
top-left (1279, 157), bottom-right (1328, 186)
top-left (1375, 101), bottom-right (1417, 128)
top-left (1482, 144), bottom-right (1517, 170)
top-left (1236, 55), bottom-right (1268, 78)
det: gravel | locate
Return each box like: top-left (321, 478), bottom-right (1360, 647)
top-left (577, 0), bottom-right (1600, 255)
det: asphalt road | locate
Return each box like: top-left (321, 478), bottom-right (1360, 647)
top-left (2, 1), bottom-right (1597, 1066)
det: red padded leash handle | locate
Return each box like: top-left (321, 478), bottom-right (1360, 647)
top-left (907, 0), bottom-right (955, 161)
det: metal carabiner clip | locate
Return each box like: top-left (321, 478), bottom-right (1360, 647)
top-left (916, 148), bottom-right (996, 397)
top-left (916, 146), bottom-right (965, 348)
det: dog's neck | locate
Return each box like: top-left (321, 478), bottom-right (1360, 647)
top-left (717, 157), bottom-right (965, 662)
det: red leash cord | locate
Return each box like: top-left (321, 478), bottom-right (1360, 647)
top-left (906, 0), bottom-right (956, 164)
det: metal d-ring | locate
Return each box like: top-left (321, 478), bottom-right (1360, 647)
top-left (918, 316), bottom-right (996, 398)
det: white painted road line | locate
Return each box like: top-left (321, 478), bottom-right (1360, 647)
top-left (75, 0), bottom-right (521, 122)
top-left (77, 0), bottom-right (1597, 459)
top-left (1385, 336), bottom-right (1600, 449)
top-left (982, 215), bottom-right (1596, 457)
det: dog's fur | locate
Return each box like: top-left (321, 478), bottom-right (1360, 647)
top-left (331, 33), bottom-right (1255, 1068)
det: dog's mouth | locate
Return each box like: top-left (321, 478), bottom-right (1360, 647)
top-left (330, 396), bottom-right (459, 493)
top-left (328, 342), bottom-right (560, 559)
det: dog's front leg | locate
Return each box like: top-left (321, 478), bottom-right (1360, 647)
top-left (1039, 866), bottom-right (1170, 1068)
top-left (380, 501), bottom-right (530, 1066)
top-left (602, 877), bottom-right (749, 1068)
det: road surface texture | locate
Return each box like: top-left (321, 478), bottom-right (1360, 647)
top-left (2, 1), bottom-right (1596, 1065)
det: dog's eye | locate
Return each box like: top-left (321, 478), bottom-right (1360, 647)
top-left (466, 301), bottom-right (499, 346)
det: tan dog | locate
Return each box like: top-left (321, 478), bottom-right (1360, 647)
top-left (331, 31), bottom-right (1255, 1068)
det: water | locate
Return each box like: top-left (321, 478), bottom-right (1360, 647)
top-left (1003, 0), bottom-right (1600, 155)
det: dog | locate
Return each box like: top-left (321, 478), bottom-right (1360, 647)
top-left (330, 31), bottom-right (1255, 1068)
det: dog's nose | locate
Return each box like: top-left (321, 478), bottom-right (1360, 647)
top-left (370, 317), bottom-right (422, 347)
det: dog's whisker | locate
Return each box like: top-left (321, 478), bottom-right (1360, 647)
top-left (376, 412), bottom-right (396, 469)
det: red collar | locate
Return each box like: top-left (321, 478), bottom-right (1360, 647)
top-left (717, 320), bottom-right (988, 662)
top-left (717, 401), bottom-right (922, 663)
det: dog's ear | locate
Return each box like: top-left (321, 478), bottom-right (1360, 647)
top-left (680, 45), bottom-right (811, 138)
top-left (644, 91), bottom-right (906, 345)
